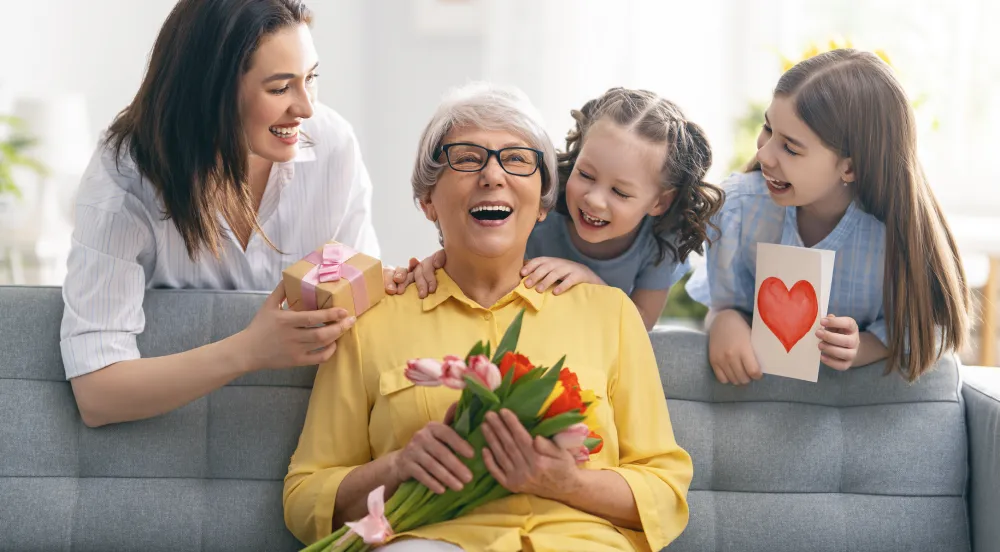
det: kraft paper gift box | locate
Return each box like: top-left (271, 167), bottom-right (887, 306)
top-left (282, 242), bottom-right (386, 317)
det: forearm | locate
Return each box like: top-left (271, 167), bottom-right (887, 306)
top-left (553, 468), bottom-right (641, 531)
top-left (706, 308), bottom-right (751, 331)
top-left (332, 452), bottom-right (402, 526)
top-left (70, 332), bottom-right (255, 427)
top-left (854, 331), bottom-right (889, 367)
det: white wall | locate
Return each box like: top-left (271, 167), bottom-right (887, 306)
top-left (0, 0), bottom-right (481, 268)
top-left (3, 0), bottom-right (995, 273)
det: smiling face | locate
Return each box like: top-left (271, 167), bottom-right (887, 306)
top-left (755, 94), bottom-right (854, 208)
top-left (239, 23), bottom-right (319, 163)
top-left (420, 125), bottom-right (546, 264)
top-left (563, 119), bottom-right (673, 244)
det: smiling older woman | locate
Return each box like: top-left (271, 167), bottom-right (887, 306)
top-left (283, 83), bottom-right (693, 552)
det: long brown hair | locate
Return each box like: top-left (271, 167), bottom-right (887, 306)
top-left (106, 0), bottom-right (312, 260)
top-left (556, 88), bottom-right (724, 265)
top-left (754, 49), bottom-right (970, 381)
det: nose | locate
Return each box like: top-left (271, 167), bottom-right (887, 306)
top-left (290, 85), bottom-right (314, 120)
top-left (479, 152), bottom-right (506, 188)
top-left (582, 188), bottom-right (607, 212)
top-left (756, 137), bottom-right (777, 171)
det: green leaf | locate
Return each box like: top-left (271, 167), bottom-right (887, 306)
top-left (512, 365), bottom-right (547, 386)
top-left (584, 436), bottom-right (602, 450)
top-left (452, 407), bottom-right (472, 438)
top-left (465, 340), bottom-right (488, 361)
top-left (463, 374), bottom-right (500, 407)
top-left (549, 355), bottom-right (565, 375)
top-left (496, 360), bottom-right (516, 401)
top-left (503, 365), bottom-right (561, 422)
top-left (490, 308), bottom-right (526, 365)
top-left (530, 411), bottom-right (586, 438)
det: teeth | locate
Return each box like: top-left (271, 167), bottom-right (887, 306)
top-left (470, 205), bottom-right (512, 213)
top-left (269, 126), bottom-right (299, 137)
top-left (764, 175), bottom-right (790, 189)
top-left (581, 210), bottom-right (609, 226)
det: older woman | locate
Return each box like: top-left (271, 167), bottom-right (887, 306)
top-left (283, 83), bottom-right (693, 552)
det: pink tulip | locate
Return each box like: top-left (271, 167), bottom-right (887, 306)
top-left (570, 445), bottom-right (591, 464)
top-left (440, 355), bottom-right (468, 389)
top-left (405, 358), bottom-right (443, 386)
top-left (337, 485), bottom-right (393, 545)
top-left (553, 423), bottom-right (590, 450)
top-left (468, 355), bottom-right (502, 391)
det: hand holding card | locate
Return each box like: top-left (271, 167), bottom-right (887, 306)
top-left (750, 243), bottom-right (835, 382)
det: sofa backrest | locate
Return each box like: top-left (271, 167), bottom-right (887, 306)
top-left (0, 287), bottom-right (970, 551)
top-left (653, 328), bottom-right (970, 552)
top-left (0, 287), bottom-right (308, 551)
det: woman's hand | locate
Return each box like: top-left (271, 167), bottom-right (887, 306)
top-left (390, 403), bottom-right (475, 494)
top-left (816, 314), bottom-right (860, 370)
top-left (481, 409), bottom-right (582, 501)
top-left (521, 257), bottom-right (604, 295)
top-left (707, 309), bottom-right (762, 385)
top-left (235, 281), bottom-right (356, 373)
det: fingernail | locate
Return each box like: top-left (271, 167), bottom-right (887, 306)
top-left (346, 316), bottom-right (357, 326)
top-left (524, 280), bottom-right (532, 287)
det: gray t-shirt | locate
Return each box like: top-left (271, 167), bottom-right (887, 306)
top-left (525, 211), bottom-right (689, 295)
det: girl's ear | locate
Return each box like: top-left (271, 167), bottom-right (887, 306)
top-left (839, 158), bottom-right (856, 183)
top-left (649, 188), bottom-right (679, 217)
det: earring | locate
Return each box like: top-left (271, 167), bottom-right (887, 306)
top-left (842, 180), bottom-right (849, 187)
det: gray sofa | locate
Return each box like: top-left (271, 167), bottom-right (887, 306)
top-left (1, 286), bottom-right (998, 551)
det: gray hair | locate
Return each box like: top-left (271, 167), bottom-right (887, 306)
top-left (411, 82), bottom-right (559, 211)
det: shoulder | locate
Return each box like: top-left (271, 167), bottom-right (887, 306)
top-left (75, 133), bottom-right (157, 218)
top-left (714, 171), bottom-right (783, 230)
top-left (531, 211), bottom-right (568, 238)
top-left (547, 282), bottom-right (630, 319)
top-left (720, 170), bottom-right (770, 207)
top-left (353, 284), bottom-right (426, 342)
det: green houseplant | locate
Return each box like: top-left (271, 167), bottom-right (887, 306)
top-left (0, 115), bottom-right (46, 198)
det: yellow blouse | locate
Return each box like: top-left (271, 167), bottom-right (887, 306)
top-left (283, 269), bottom-right (693, 552)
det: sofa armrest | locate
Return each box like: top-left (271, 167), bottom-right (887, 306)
top-left (961, 365), bottom-right (1000, 552)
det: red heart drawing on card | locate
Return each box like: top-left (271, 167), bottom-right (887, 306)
top-left (757, 277), bottom-right (819, 352)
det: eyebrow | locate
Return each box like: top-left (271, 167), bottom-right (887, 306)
top-left (262, 62), bottom-right (320, 84)
top-left (764, 112), bottom-right (807, 150)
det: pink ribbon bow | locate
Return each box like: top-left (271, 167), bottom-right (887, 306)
top-left (300, 243), bottom-right (370, 313)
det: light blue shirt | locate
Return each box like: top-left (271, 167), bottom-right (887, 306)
top-left (526, 211), bottom-right (689, 295)
top-left (686, 171), bottom-right (889, 345)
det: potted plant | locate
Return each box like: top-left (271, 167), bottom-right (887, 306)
top-left (0, 115), bottom-right (46, 198)
top-left (0, 115), bottom-right (47, 230)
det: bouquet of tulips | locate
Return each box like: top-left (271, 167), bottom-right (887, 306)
top-left (301, 309), bottom-right (603, 552)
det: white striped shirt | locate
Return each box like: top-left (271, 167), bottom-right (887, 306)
top-left (686, 170), bottom-right (889, 345)
top-left (60, 103), bottom-right (380, 379)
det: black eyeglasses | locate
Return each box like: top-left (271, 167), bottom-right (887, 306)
top-left (437, 142), bottom-right (544, 177)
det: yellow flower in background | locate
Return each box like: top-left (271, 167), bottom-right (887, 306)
top-left (779, 35), bottom-right (892, 73)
